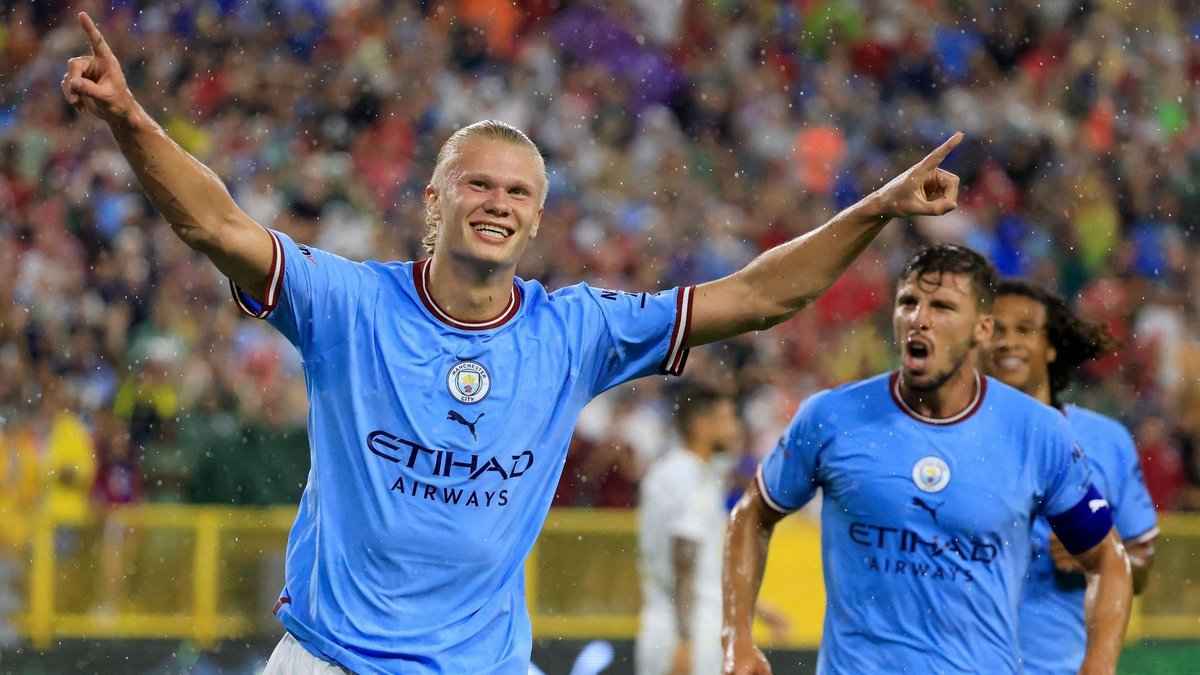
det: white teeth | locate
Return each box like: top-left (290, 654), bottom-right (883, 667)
top-left (473, 224), bottom-right (510, 238)
top-left (998, 358), bottom-right (1022, 368)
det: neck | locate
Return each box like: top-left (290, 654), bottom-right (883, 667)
top-left (684, 437), bottom-right (714, 463)
top-left (899, 365), bottom-right (980, 420)
top-left (427, 250), bottom-right (517, 322)
top-left (1025, 380), bottom-right (1053, 407)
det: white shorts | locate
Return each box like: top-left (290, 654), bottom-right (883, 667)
top-left (264, 632), bottom-right (351, 675)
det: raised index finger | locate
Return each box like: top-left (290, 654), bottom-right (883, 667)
top-left (78, 12), bottom-right (114, 61)
top-left (918, 132), bottom-right (964, 170)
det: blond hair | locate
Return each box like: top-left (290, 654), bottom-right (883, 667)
top-left (423, 120), bottom-right (547, 255)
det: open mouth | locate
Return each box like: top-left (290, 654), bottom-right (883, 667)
top-left (993, 356), bottom-right (1023, 370)
top-left (471, 222), bottom-right (513, 239)
top-left (905, 339), bottom-right (931, 371)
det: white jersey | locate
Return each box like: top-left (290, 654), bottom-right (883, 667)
top-left (636, 448), bottom-right (727, 675)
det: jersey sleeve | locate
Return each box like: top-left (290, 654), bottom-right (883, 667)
top-left (1109, 428), bottom-right (1159, 545)
top-left (1038, 415), bottom-right (1094, 518)
top-left (756, 391), bottom-right (828, 514)
top-left (578, 285), bottom-right (693, 396)
top-left (1040, 417), bottom-right (1112, 554)
top-left (229, 229), bottom-right (378, 355)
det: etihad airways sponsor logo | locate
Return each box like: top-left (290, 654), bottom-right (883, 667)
top-left (850, 521), bottom-right (999, 583)
top-left (367, 430), bottom-right (534, 481)
top-left (366, 429), bottom-right (535, 509)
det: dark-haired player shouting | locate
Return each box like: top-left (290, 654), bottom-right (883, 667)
top-left (724, 246), bottom-right (1132, 675)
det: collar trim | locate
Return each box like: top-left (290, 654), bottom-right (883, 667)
top-left (413, 259), bottom-right (520, 331)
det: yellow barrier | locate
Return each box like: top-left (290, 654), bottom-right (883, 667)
top-left (16, 505), bottom-right (297, 649)
top-left (8, 506), bottom-right (1200, 649)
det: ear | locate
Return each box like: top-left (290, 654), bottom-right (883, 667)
top-left (424, 184), bottom-right (439, 218)
top-left (529, 207), bottom-right (544, 239)
top-left (975, 313), bottom-right (994, 344)
top-left (1046, 343), bottom-right (1057, 364)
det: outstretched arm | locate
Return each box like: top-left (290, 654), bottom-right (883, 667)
top-left (722, 482), bottom-right (785, 675)
top-left (61, 12), bottom-right (274, 299)
top-left (686, 133), bottom-right (962, 348)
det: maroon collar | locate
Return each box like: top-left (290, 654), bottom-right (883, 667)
top-left (413, 258), bottom-right (521, 331)
top-left (889, 370), bottom-right (986, 426)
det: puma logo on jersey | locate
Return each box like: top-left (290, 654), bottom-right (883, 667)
top-left (448, 410), bottom-right (485, 442)
top-left (912, 497), bottom-right (943, 523)
top-left (1088, 498), bottom-right (1109, 513)
top-left (297, 243), bottom-right (318, 265)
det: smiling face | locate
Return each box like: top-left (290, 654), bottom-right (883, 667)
top-left (893, 271), bottom-right (994, 392)
top-left (424, 136), bottom-right (545, 271)
top-left (984, 293), bottom-right (1056, 403)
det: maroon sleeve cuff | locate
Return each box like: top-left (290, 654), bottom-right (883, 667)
top-left (660, 285), bottom-right (693, 376)
top-left (230, 229), bottom-right (284, 319)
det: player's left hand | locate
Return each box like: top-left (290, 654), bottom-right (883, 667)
top-left (61, 12), bottom-right (136, 124)
top-left (863, 133), bottom-right (963, 220)
top-left (1048, 533), bottom-right (1085, 574)
top-left (723, 636), bottom-right (772, 675)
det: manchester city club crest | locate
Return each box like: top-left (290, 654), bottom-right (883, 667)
top-left (447, 361), bottom-right (491, 404)
top-left (912, 456), bottom-right (951, 493)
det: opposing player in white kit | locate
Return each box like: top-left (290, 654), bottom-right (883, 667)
top-left (64, 12), bottom-right (965, 673)
top-left (637, 384), bottom-right (739, 675)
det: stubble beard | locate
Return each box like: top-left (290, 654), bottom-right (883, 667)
top-left (903, 340), bottom-right (975, 393)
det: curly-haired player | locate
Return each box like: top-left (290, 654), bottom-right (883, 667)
top-left (985, 279), bottom-right (1157, 675)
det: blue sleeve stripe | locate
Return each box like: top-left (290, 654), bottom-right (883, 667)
top-left (755, 464), bottom-right (794, 515)
top-left (229, 229), bottom-right (284, 319)
top-left (1046, 484), bottom-right (1114, 555)
top-left (660, 285), bottom-right (693, 376)
top-left (230, 279), bottom-right (264, 317)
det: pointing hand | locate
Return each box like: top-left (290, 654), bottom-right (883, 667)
top-left (61, 12), bottom-right (136, 125)
top-left (866, 133), bottom-right (964, 220)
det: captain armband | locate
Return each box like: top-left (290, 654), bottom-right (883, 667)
top-left (1046, 484), bottom-right (1113, 555)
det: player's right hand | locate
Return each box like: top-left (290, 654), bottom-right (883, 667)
top-left (722, 638), bottom-right (772, 675)
top-left (61, 12), bottom-right (135, 124)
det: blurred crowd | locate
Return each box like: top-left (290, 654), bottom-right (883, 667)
top-left (3, 0), bottom-right (1200, 544)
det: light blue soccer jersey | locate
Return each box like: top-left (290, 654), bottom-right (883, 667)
top-left (232, 230), bottom-right (692, 674)
top-left (758, 372), bottom-right (1097, 674)
top-left (1018, 404), bottom-right (1158, 675)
